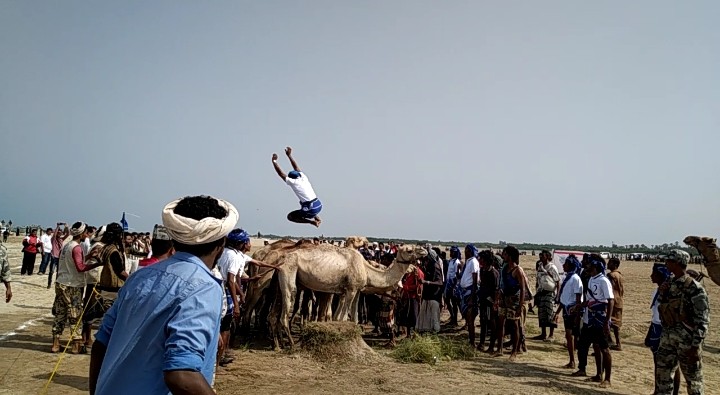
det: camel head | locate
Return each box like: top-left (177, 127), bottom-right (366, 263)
top-left (345, 236), bottom-right (369, 249)
top-left (395, 245), bottom-right (428, 264)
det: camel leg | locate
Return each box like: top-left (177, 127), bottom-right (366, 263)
top-left (243, 279), bottom-right (266, 331)
top-left (332, 293), bottom-right (347, 321)
top-left (277, 269), bottom-right (297, 349)
top-left (268, 292), bottom-right (282, 351)
top-left (349, 290), bottom-right (361, 323)
top-left (301, 290), bottom-right (314, 325)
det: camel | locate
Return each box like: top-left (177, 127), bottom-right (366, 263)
top-left (242, 239), bottom-right (303, 331)
top-left (272, 244), bottom-right (427, 349)
top-left (683, 236), bottom-right (720, 286)
top-left (345, 236), bottom-right (369, 249)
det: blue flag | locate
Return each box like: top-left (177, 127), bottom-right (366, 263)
top-left (120, 212), bottom-right (129, 231)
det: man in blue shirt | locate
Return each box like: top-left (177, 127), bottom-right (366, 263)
top-left (89, 195), bottom-right (239, 395)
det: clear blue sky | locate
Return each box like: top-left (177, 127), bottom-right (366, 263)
top-left (1, 1), bottom-right (718, 246)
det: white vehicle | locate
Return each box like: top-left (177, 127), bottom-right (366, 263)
top-left (600, 252), bottom-right (610, 259)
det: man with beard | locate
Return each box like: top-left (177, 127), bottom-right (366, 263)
top-left (90, 195), bottom-right (237, 395)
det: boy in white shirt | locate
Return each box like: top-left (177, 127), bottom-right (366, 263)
top-left (553, 255), bottom-right (584, 369)
top-left (572, 255), bottom-right (614, 388)
top-left (272, 147), bottom-right (322, 227)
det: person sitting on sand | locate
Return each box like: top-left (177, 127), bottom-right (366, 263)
top-left (272, 146), bottom-right (322, 227)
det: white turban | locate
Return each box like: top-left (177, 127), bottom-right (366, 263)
top-left (162, 197), bottom-right (238, 245)
top-left (70, 222), bottom-right (86, 237)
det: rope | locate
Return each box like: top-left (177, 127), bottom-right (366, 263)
top-left (41, 282), bottom-right (99, 395)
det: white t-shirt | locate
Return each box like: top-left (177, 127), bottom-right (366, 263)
top-left (217, 248), bottom-right (246, 283)
top-left (559, 273), bottom-right (584, 307)
top-left (40, 234), bottom-right (53, 254)
top-left (81, 238), bottom-right (91, 257)
top-left (583, 274), bottom-right (614, 324)
top-left (460, 257), bottom-right (480, 289)
top-left (650, 288), bottom-right (661, 325)
top-left (446, 258), bottom-right (460, 282)
top-left (212, 267), bottom-right (228, 317)
top-left (125, 254), bottom-right (139, 276)
top-left (285, 172), bottom-right (317, 203)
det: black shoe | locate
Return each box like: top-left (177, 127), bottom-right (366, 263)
top-left (219, 356), bottom-right (234, 367)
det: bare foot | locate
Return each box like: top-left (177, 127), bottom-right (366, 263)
top-left (509, 352), bottom-right (517, 362)
top-left (314, 216), bottom-right (322, 227)
top-left (586, 375), bottom-right (602, 383)
top-left (599, 380), bottom-right (612, 388)
top-left (492, 351), bottom-right (503, 358)
top-left (563, 362), bottom-right (576, 369)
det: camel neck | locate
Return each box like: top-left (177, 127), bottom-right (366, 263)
top-left (364, 258), bottom-right (410, 290)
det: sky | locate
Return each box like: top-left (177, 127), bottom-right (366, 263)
top-left (1, 1), bottom-right (718, 246)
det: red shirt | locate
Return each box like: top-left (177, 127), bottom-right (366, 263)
top-left (402, 269), bottom-right (425, 300)
top-left (23, 235), bottom-right (39, 254)
top-left (139, 257), bottom-right (160, 267)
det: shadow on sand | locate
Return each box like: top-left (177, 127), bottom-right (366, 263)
top-left (466, 358), bottom-right (625, 395)
top-left (33, 373), bottom-right (89, 391)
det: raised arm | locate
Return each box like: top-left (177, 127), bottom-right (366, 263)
top-left (271, 153), bottom-right (287, 181)
top-left (285, 147), bottom-right (301, 172)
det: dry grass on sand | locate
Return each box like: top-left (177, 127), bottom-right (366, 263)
top-left (0, 238), bottom-right (718, 394)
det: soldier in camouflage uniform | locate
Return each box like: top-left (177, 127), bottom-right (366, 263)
top-left (1, 244), bottom-right (12, 303)
top-left (655, 249), bottom-right (709, 395)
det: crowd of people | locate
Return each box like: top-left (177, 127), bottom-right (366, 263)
top-left (349, 243), bottom-right (709, 393)
top-left (0, 195), bottom-right (712, 394)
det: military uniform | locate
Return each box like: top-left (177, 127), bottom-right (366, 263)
top-left (656, 268), bottom-right (709, 394)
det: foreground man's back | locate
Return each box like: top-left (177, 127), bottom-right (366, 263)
top-left (89, 194), bottom-right (238, 395)
top-left (92, 253), bottom-right (222, 394)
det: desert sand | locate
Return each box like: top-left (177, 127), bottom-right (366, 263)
top-left (0, 236), bottom-right (717, 395)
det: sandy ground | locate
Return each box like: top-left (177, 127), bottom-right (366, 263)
top-left (0, 237), bottom-right (718, 395)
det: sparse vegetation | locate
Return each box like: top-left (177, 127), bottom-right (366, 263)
top-left (390, 335), bottom-right (475, 364)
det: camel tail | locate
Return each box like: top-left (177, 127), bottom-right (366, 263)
top-left (684, 236), bottom-right (720, 287)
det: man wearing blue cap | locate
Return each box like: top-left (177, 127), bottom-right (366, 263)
top-left (272, 147), bottom-right (322, 227)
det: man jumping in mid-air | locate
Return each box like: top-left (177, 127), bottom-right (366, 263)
top-left (272, 147), bottom-right (322, 227)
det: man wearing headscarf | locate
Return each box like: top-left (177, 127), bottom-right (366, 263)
top-left (51, 222), bottom-right (103, 354)
top-left (553, 254), bottom-right (583, 369)
top-left (138, 225), bottom-right (174, 268)
top-left (416, 248), bottom-right (444, 334)
top-left (96, 223), bottom-right (128, 311)
top-left (215, 228), bottom-right (270, 367)
top-left (272, 146), bottom-right (322, 227)
top-left (533, 250), bottom-right (561, 341)
top-left (647, 263), bottom-right (680, 395)
top-left (444, 246), bottom-right (463, 327)
top-left (81, 225), bottom-right (108, 351)
top-left (90, 195), bottom-right (238, 395)
top-left (655, 250), bottom-right (709, 395)
top-left (573, 254), bottom-right (614, 388)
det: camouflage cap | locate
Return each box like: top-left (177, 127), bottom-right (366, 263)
top-left (663, 249), bottom-right (690, 266)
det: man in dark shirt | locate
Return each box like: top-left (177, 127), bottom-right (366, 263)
top-left (417, 249), bottom-right (444, 333)
top-left (478, 250), bottom-right (499, 352)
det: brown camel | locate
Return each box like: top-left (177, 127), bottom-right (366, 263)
top-left (272, 244), bottom-right (427, 349)
top-left (345, 236), bottom-right (369, 249)
top-left (242, 239), bottom-right (304, 331)
top-left (684, 236), bottom-right (720, 286)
